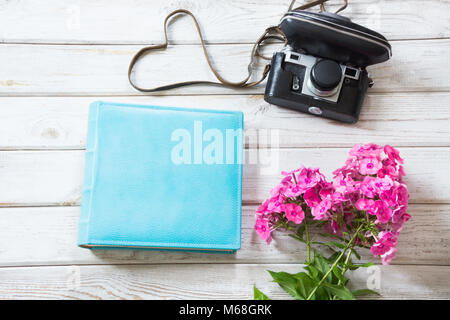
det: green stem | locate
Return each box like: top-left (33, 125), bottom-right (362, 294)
top-left (306, 224), bottom-right (363, 300)
top-left (337, 248), bottom-right (353, 287)
top-left (305, 219), bottom-right (311, 264)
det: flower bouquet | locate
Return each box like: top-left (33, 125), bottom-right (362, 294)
top-left (253, 144), bottom-right (410, 300)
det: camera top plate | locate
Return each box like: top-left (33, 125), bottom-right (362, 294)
top-left (280, 10), bottom-right (391, 67)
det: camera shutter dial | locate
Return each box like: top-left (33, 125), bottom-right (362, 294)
top-left (310, 59), bottom-right (342, 93)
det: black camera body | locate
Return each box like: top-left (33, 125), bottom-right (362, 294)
top-left (264, 10), bottom-right (392, 123)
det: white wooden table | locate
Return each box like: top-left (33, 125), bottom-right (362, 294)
top-left (0, 0), bottom-right (449, 299)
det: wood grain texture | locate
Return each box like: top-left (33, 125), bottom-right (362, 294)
top-left (0, 40), bottom-right (449, 96)
top-left (0, 0), bottom-right (449, 44)
top-left (0, 148), bottom-right (448, 206)
top-left (0, 93), bottom-right (449, 150)
top-left (0, 204), bottom-right (447, 267)
top-left (0, 264), bottom-right (449, 300)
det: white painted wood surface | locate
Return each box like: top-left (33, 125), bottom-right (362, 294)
top-left (0, 0), bottom-right (449, 300)
top-left (1, 94), bottom-right (450, 149)
top-left (1, 264), bottom-right (449, 300)
top-left (0, 0), bottom-right (449, 43)
top-left (0, 205), bottom-right (448, 267)
top-left (0, 40), bottom-right (449, 96)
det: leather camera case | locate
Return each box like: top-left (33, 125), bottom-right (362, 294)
top-left (264, 10), bottom-right (392, 123)
top-left (279, 10), bottom-right (391, 67)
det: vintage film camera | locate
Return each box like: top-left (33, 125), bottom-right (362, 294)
top-left (265, 7), bottom-right (392, 123)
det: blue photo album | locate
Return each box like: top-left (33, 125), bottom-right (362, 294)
top-left (78, 101), bottom-right (243, 252)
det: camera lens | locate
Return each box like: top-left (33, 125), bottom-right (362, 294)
top-left (310, 59), bottom-right (342, 92)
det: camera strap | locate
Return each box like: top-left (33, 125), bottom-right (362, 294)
top-left (128, 9), bottom-right (286, 93)
top-left (128, 1), bottom-right (330, 93)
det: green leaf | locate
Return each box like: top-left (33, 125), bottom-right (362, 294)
top-left (312, 241), bottom-right (338, 255)
top-left (296, 225), bottom-right (306, 238)
top-left (305, 265), bottom-right (319, 279)
top-left (322, 282), bottom-right (355, 300)
top-left (319, 233), bottom-right (347, 242)
top-left (346, 261), bottom-right (375, 271)
top-left (350, 248), bottom-right (361, 260)
top-left (313, 253), bottom-right (331, 277)
top-left (288, 234), bottom-right (306, 244)
top-left (327, 241), bottom-right (346, 249)
top-left (358, 262), bottom-right (375, 268)
top-left (311, 241), bottom-right (328, 246)
top-left (292, 272), bottom-right (315, 299)
top-left (332, 266), bottom-right (348, 285)
top-left (327, 251), bottom-right (340, 263)
top-left (352, 289), bottom-right (381, 297)
top-left (254, 286), bottom-right (270, 300)
top-left (311, 253), bottom-right (334, 284)
top-left (268, 271), bottom-right (304, 300)
top-left (314, 286), bottom-right (331, 300)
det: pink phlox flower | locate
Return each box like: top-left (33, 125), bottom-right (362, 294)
top-left (384, 145), bottom-right (404, 164)
top-left (255, 219), bottom-right (272, 244)
top-left (358, 157), bottom-right (382, 175)
top-left (360, 176), bottom-right (393, 199)
top-left (380, 183), bottom-right (409, 208)
top-left (333, 165), bottom-right (353, 177)
top-left (370, 200), bottom-right (393, 224)
top-left (311, 200), bottom-right (332, 220)
top-left (370, 231), bottom-right (397, 257)
top-left (333, 173), bottom-right (355, 194)
top-left (266, 195), bottom-right (284, 213)
top-left (331, 191), bottom-right (347, 203)
top-left (350, 143), bottom-right (383, 160)
top-left (381, 247), bottom-right (398, 265)
top-left (382, 158), bottom-right (396, 167)
top-left (379, 188), bottom-right (396, 207)
top-left (360, 176), bottom-right (378, 198)
top-left (255, 143), bottom-right (410, 259)
top-left (371, 176), bottom-right (394, 193)
top-left (297, 167), bottom-right (322, 189)
top-left (355, 198), bottom-right (375, 211)
top-left (256, 199), bottom-right (270, 217)
top-left (377, 165), bottom-right (397, 179)
top-left (344, 158), bottom-right (358, 169)
top-left (345, 191), bottom-right (362, 205)
top-left (319, 182), bottom-right (335, 200)
top-left (391, 207), bottom-right (411, 232)
top-left (303, 188), bottom-right (321, 208)
top-left (396, 183), bottom-right (409, 207)
top-left (270, 175), bottom-right (292, 197)
top-left (281, 167), bottom-right (302, 176)
top-left (281, 203), bottom-right (305, 224)
top-left (283, 183), bottom-right (305, 198)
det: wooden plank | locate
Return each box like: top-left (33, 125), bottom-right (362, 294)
top-left (0, 93), bottom-right (449, 150)
top-left (0, 148), bottom-right (448, 206)
top-left (0, 204), bottom-right (447, 267)
top-left (1, 40), bottom-right (449, 96)
top-left (0, 264), bottom-right (448, 299)
top-left (0, 0), bottom-right (449, 44)
top-left (245, 147), bottom-right (450, 204)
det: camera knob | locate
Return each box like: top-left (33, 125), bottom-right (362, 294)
top-left (310, 59), bottom-right (342, 92)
